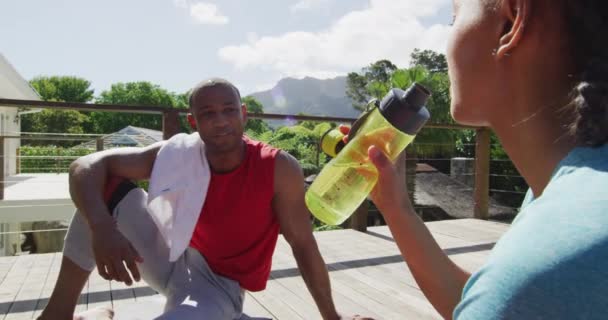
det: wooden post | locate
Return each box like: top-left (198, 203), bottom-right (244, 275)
top-left (0, 137), bottom-right (4, 200)
top-left (347, 200), bottom-right (369, 232)
top-left (96, 138), bottom-right (104, 152)
top-left (15, 148), bottom-right (19, 174)
top-left (474, 128), bottom-right (491, 220)
top-left (162, 110), bottom-right (181, 140)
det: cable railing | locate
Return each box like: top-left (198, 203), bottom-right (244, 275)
top-left (0, 98), bottom-right (526, 256)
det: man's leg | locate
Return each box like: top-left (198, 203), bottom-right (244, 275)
top-left (40, 183), bottom-right (174, 320)
top-left (155, 248), bottom-right (245, 320)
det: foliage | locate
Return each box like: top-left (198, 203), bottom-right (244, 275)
top-left (19, 146), bottom-right (94, 173)
top-left (247, 121), bottom-right (335, 177)
top-left (23, 78), bottom-right (191, 144)
top-left (410, 49), bottom-right (448, 73)
top-left (91, 82), bottom-right (186, 134)
top-left (22, 77), bottom-right (96, 144)
top-left (21, 109), bottom-right (90, 137)
top-left (30, 76), bottom-right (95, 103)
top-left (346, 59), bottom-right (398, 111)
top-left (242, 96), bottom-right (271, 134)
top-left (348, 61), bottom-right (457, 157)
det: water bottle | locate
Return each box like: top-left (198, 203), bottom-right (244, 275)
top-left (305, 83), bottom-right (431, 225)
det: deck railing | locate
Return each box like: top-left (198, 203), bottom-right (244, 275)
top-left (0, 98), bottom-right (521, 249)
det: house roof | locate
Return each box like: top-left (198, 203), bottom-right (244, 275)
top-left (0, 53), bottom-right (39, 101)
top-left (75, 126), bottom-right (163, 149)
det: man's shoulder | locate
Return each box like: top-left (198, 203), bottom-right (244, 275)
top-left (273, 150), bottom-right (300, 174)
top-left (244, 136), bottom-right (281, 158)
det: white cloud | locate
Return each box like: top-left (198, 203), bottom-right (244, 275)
top-left (290, 0), bottom-right (331, 12)
top-left (219, 0), bottom-right (451, 78)
top-left (190, 2), bottom-right (229, 25)
top-left (173, 0), bottom-right (188, 9)
top-left (173, 1), bottom-right (229, 25)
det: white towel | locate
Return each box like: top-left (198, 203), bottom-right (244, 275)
top-left (147, 132), bottom-right (210, 261)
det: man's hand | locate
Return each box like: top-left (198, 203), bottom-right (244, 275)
top-left (91, 222), bottom-right (143, 286)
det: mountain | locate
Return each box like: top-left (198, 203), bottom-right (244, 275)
top-left (247, 76), bottom-right (360, 119)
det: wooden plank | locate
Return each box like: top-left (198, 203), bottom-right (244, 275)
top-left (329, 265), bottom-right (439, 319)
top-left (313, 231), bottom-right (438, 319)
top-left (248, 288), bottom-right (305, 320)
top-left (271, 232), bottom-right (421, 319)
top-left (262, 276), bottom-right (320, 319)
top-left (112, 295), bottom-right (164, 320)
top-left (22, 254), bottom-right (53, 319)
top-left (0, 221), bottom-right (511, 319)
top-left (109, 281), bottom-right (135, 308)
top-left (242, 293), bottom-right (274, 319)
top-left (369, 220), bottom-right (506, 244)
top-left (32, 253), bottom-right (61, 319)
top-left (0, 257), bottom-right (19, 319)
top-left (268, 245), bottom-right (382, 319)
top-left (247, 246), bottom-right (306, 319)
top-left (270, 273), bottom-right (382, 319)
top-left (426, 220), bottom-right (505, 242)
top-left (3, 255), bottom-right (37, 320)
top-left (86, 269), bottom-right (112, 311)
top-left (131, 282), bottom-right (157, 301)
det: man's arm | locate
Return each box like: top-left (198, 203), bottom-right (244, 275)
top-left (272, 152), bottom-right (340, 320)
top-left (69, 142), bottom-right (162, 228)
top-left (68, 142), bottom-right (163, 285)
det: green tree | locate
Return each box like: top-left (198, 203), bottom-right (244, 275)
top-left (21, 76), bottom-right (95, 143)
top-left (91, 82), bottom-right (185, 133)
top-left (346, 59), bottom-right (398, 110)
top-left (30, 76), bottom-right (94, 102)
top-left (410, 49), bottom-right (448, 73)
top-left (242, 96), bottom-right (270, 135)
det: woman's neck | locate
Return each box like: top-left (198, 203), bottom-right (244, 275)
top-left (492, 100), bottom-right (576, 198)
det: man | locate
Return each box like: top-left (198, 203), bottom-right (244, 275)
top-left (39, 78), bottom-right (367, 319)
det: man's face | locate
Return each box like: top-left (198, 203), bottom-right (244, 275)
top-left (190, 84), bottom-right (247, 154)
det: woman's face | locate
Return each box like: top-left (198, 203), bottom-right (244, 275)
top-left (447, 0), bottom-right (505, 126)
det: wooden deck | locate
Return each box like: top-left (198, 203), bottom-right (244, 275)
top-left (0, 219), bottom-right (509, 320)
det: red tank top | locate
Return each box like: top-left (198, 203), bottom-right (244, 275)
top-left (189, 137), bottom-right (280, 291)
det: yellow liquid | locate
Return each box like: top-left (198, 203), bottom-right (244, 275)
top-left (305, 109), bottom-right (415, 225)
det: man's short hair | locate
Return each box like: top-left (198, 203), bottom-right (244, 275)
top-left (188, 78), bottom-right (242, 108)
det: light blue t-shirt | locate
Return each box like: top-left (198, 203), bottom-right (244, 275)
top-left (454, 144), bottom-right (608, 319)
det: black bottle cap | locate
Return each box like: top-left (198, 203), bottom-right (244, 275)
top-left (379, 83), bottom-right (431, 135)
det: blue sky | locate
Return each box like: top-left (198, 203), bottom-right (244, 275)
top-left (1, 0), bottom-right (452, 96)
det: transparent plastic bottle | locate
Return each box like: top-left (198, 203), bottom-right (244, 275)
top-left (305, 83), bottom-right (431, 225)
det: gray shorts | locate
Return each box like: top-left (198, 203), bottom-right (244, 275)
top-left (64, 188), bottom-right (245, 320)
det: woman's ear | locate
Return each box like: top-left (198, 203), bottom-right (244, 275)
top-left (495, 0), bottom-right (530, 59)
top-left (187, 113), bottom-right (197, 130)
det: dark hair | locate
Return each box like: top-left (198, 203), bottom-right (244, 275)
top-left (188, 78), bottom-right (242, 108)
top-left (564, 1), bottom-right (608, 147)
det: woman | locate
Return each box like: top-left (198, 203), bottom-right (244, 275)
top-left (356, 0), bottom-right (608, 319)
